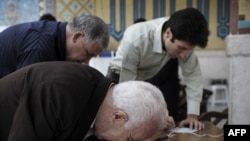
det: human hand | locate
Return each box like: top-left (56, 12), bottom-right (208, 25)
top-left (178, 114), bottom-right (204, 131)
top-left (164, 116), bottom-right (175, 130)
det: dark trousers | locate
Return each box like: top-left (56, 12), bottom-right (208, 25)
top-left (145, 59), bottom-right (180, 121)
top-left (106, 59), bottom-right (180, 120)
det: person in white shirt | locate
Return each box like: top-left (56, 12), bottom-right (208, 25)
top-left (107, 8), bottom-right (209, 130)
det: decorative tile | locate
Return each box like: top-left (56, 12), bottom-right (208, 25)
top-left (55, 0), bottom-right (95, 21)
top-left (0, 0), bottom-right (39, 26)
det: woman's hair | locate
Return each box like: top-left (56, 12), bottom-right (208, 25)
top-left (111, 81), bottom-right (168, 130)
top-left (162, 8), bottom-right (209, 48)
top-left (68, 15), bottom-right (109, 49)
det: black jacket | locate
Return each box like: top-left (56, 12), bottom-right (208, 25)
top-left (0, 61), bottom-right (113, 141)
top-left (0, 21), bottom-right (67, 78)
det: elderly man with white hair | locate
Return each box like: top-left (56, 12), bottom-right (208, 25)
top-left (0, 61), bottom-right (174, 141)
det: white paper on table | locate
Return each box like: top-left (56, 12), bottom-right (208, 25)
top-left (170, 127), bottom-right (197, 133)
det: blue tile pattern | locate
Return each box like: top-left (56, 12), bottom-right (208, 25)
top-left (55, 0), bottom-right (94, 22)
top-left (0, 0), bottom-right (39, 26)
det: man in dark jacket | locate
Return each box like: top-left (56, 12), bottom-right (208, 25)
top-left (0, 61), bottom-right (173, 141)
top-left (0, 15), bottom-right (109, 79)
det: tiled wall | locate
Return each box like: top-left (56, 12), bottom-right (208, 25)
top-left (1, 0), bottom-right (249, 51)
top-left (55, 0), bottom-right (95, 21)
top-left (0, 0), bottom-right (39, 26)
top-left (53, 0), bottom-right (231, 50)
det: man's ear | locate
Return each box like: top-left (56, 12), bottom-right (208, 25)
top-left (164, 27), bottom-right (172, 39)
top-left (72, 31), bottom-right (83, 43)
top-left (112, 110), bottom-right (128, 124)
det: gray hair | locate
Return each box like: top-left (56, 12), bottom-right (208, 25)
top-left (111, 81), bottom-right (168, 130)
top-left (68, 15), bottom-right (109, 49)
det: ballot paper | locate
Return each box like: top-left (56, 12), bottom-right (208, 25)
top-left (170, 127), bottom-right (197, 133)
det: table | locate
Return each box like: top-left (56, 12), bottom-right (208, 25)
top-left (147, 121), bottom-right (224, 141)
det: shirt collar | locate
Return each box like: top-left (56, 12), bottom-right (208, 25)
top-left (153, 22), bottom-right (165, 53)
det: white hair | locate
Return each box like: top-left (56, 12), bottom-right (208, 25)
top-left (111, 81), bottom-right (168, 130)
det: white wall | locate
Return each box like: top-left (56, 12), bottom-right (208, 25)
top-left (89, 51), bottom-right (115, 76)
top-left (89, 57), bottom-right (112, 76)
top-left (226, 34), bottom-right (250, 124)
top-left (195, 50), bottom-right (230, 90)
